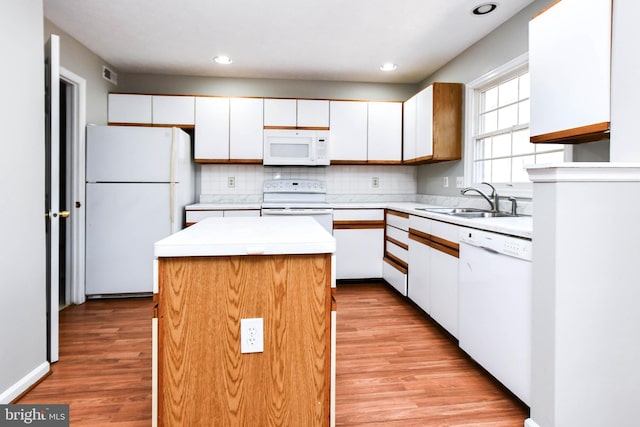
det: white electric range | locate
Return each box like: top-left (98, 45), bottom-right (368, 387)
top-left (261, 179), bottom-right (333, 234)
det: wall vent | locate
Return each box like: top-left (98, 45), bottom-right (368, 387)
top-left (102, 65), bottom-right (118, 85)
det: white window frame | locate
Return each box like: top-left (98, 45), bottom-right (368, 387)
top-left (463, 53), bottom-right (572, 199)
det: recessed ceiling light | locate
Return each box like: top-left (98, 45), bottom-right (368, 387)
top-left (472, 3), bottom-right (498, 15)
top-left (380, 62), bottom-right (397, 72)
top-left (214, 56), bottom-right (232, 65)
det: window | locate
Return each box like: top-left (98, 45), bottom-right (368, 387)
top-left (465, 54), bottom-right (565, 196)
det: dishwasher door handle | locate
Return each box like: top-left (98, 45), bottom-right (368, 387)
top-left (479, 245), bottom-right (500, 254)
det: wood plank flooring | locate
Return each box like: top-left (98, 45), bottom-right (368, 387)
top-left (18, 297), bottom-right (153, 426)
top-left (336, 283), bottom-right (528, 426)
top-left (18, 282), bottom-right (528, 426)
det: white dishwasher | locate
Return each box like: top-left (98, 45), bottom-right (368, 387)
top-left (458, 227), bottom-right (532, 406)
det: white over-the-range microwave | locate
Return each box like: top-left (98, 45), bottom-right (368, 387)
top-left (263, 129), bottom-right (330, 166)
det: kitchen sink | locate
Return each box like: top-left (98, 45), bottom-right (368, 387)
top-left (415, 207), bottom-right (520, 218)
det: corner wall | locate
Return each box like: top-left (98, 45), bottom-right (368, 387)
top-left (414, 0), bottom-right (611, 197)
top-left (0, 0), bottom-right (48, 402)
top-left (44, 18), bottom-right (117, 125)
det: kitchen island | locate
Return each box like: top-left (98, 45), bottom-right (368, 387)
top-left (152, 217), bottom-right (336, 427)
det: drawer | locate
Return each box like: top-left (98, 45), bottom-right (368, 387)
top-left (185, 210), bottom-right (223, 223)
top-left (386, 210), bottom-right (409, 231)
top-left (383, 258), bottom-right (407, 296)
top-left (386, 225), bottom-right (409, 247)
top-left (333, 209), bottom-right (384, 221)
top-left (409, 215), bottom-right (432, 234)
top-left (223, 210), bottom-right (261, 217)
top-left (386, 240), bottom-right (408, 263)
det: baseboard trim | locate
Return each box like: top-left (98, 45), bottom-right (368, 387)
top-left (525, 418), bottom-right (541, 427)
top-left (0, 361), bottom-right (50, 404)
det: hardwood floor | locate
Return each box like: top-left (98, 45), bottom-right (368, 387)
top-left (335, 283), bottom-right (528, 426)
top-left (18, 297), bottom-right (154, 426)
top-left (18, 283), bottom-right (528, 426)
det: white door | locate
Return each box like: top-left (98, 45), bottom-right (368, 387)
top-left (44, 35), bottom-right (61, 363)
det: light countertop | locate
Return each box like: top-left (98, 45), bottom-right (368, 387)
top-left (186, 201), bottom-right (532, 239)
top-left (155, 216), bottom-right (336, 257)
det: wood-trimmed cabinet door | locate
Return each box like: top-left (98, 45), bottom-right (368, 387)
top-left (194, 97), bottom-right (230, 162)
top-left (529, 0), bottom-right (612, 144)
top-left (333, 209), bottom-right (385, 279)
top-left (108, 93), bottom-right (152, 124)
top-left (368, 101), bottom-right (402, 163)
top-left (329, 101), bottom-right (368, 163)
top-left (403, 83), bottom-right (462, 164)
top-left (230, 97), bottom-right (264, 162)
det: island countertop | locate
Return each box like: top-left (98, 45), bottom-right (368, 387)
top-left (154, 216), bottom-right (336, 257)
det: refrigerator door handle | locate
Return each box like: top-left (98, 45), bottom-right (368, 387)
top-left (169, 128), bottom-right (176, 225)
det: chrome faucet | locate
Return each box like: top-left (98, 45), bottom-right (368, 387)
top-left (461, 182), bottom-right (499, 212)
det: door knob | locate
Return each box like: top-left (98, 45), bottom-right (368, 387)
top-left (45, 210), bottom-right (71, 219)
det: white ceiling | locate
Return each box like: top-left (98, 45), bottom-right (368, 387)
top-left (44, 0), bottom-right (534, 84)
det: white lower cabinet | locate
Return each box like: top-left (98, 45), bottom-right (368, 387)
top-left (334, 228), bottom-right (383, 279)
top-left (408, 218), bottom-right (431, 313)
top-left (382, 258), bottom-right (407, 295)
top-left (429, 245), bottom-right (459, 338)
top-left (408, 215), bottom-right (460, 338)
top-left (383, 210), bottom-right (409, 295)
top-left (185, 208), bottom-right (260, 226)
top-left (333, 209), bottom-right (384, 280)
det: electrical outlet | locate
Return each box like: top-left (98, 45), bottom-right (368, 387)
top-left (228, 176), bottom-right (236, 188)
top-left (443, 176), bottom-right (449, 188)
top-left (456, 176), bottom-right (464, 188)
top-left (372, 177), bottom-right (380, 188)
top-left (240, 318), bottom-right (264, 354)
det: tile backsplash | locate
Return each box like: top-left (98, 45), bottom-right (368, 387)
top-left (198, 164), bottom-right (417, 202)
top-left (196, 164), bottom-right (532, 215)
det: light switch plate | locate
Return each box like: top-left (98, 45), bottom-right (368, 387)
top-left (240, 318), bottom-right (264, 354)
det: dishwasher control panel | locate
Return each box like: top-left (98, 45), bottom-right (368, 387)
top-left (459, 228), bottom-right (532, 261)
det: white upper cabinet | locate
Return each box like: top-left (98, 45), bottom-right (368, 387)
top-left (368, 102), bottom-right (402, 162)
top-left (415, 86), bottom-right (434, 159)
top-left (152, 96), bottom-right (195, 126)
top-left (403, 95), bottom-right (417, 161)
top-left (108, 94), bottom-right (195, 126)
top-left (329, 101), bottom-right (368, 162)
top-left (194, 97), bottom-right (229, 161)
top-left (108, 94), bottom-right (152, 124)
top-left (263, 99), bottom-right (297, 127)
top-left (403, 83), bottom-right (462, 164)
top-left (195, 97), bottom-right (263, 163)
top-left (297, 100), bottom-right (330, 128)
top-left (529, 0), bottom-right (612, 143)
top-left (229, 97), bottom-right (264, 161)
top-left (264, 98), bottom-right (329, 128)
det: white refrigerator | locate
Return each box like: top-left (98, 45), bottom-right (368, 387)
top-left (85, 125), bottom-right (194, 296)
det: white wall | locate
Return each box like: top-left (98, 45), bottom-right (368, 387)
top-left (0, 0), bottom-right (48, 401)
top-left (118, 73), bottom-right (416, 102)
top-left (415, 0), bottom-right (611, 197)
top-left (44, 19), bottom-right (117, 125)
